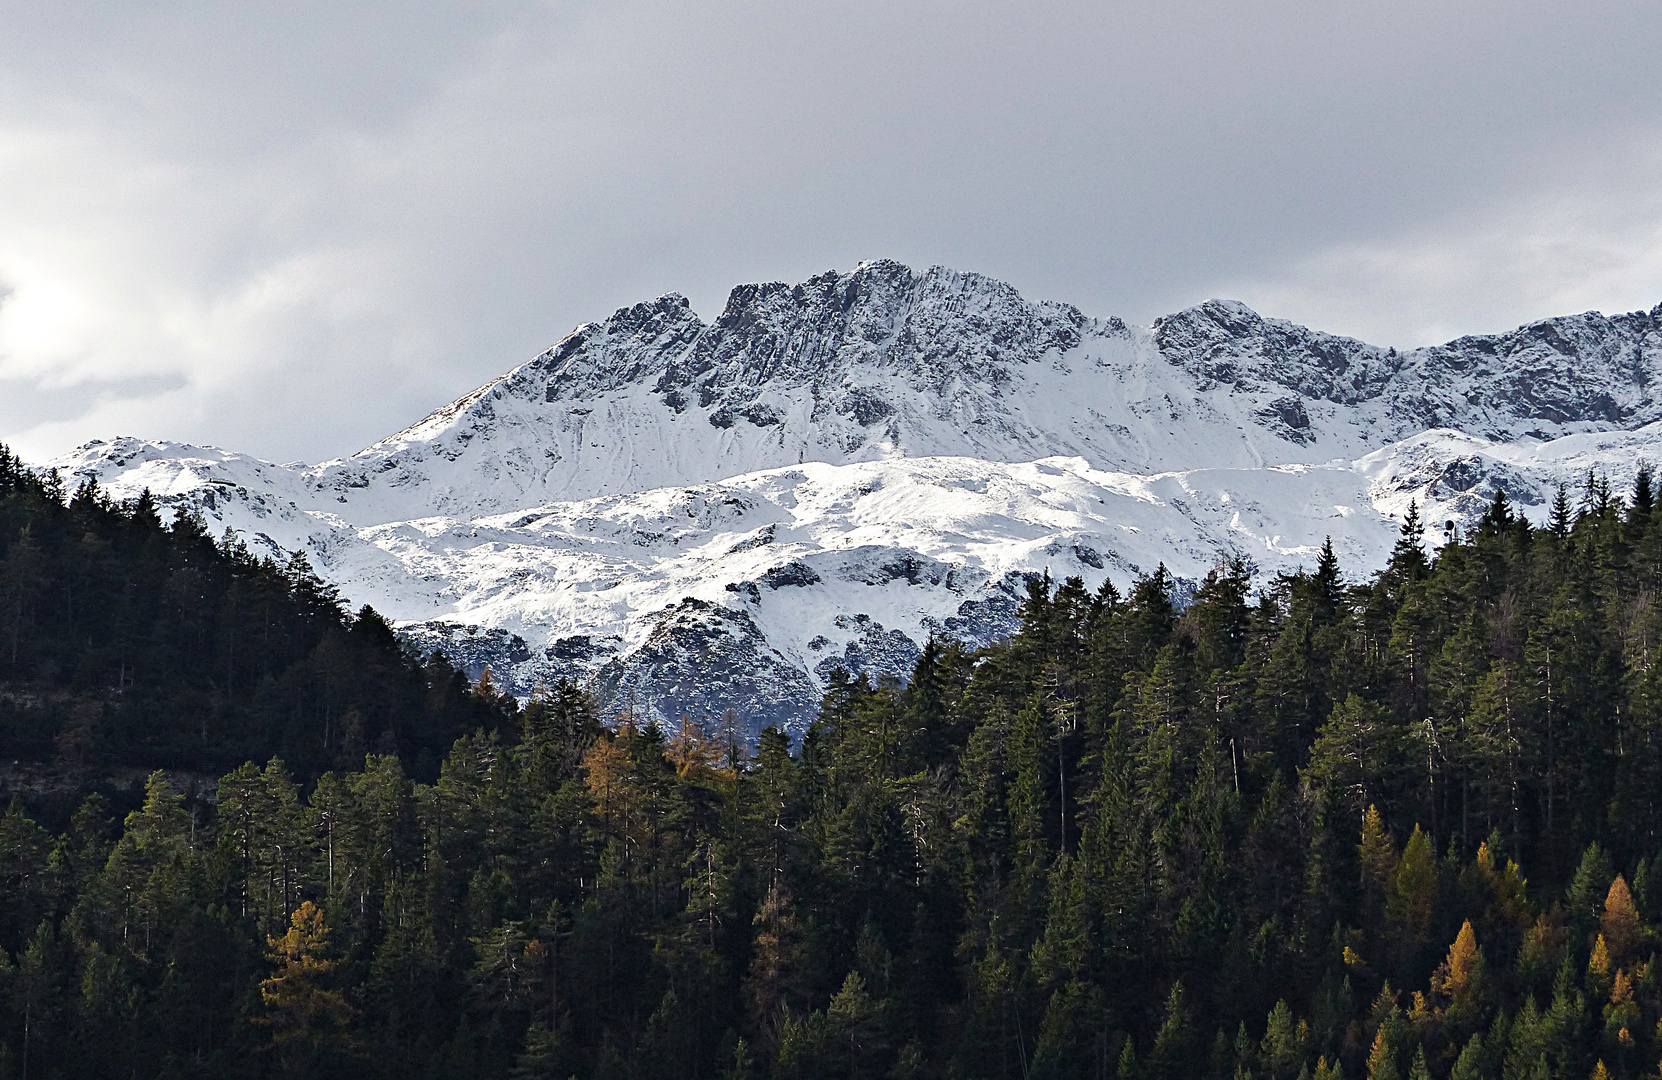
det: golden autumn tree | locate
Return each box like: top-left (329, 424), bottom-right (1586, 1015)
top-left (745, 879), bottom-right (809, 1049)
top-left (1366, 987), bottom-right (1406, 1080)
top-left (1472, 839), bottom-right (1532, 934)
top-left (666, 715), bottom-right (732, 783)
top-left (472, 665), bottom-right (507, 707)
top-left (259, 901), bottom-right (353, 1050)
top-left (1587, 934), bottom-right (1614, 1000)
top-left (583, 732), bottom-right (638, 832)
top-left (1431, 922), bottom-right (1481, 999)
top-left (1604, 964), bottom-right (1639, 1049)
top-left (1600, 875), bottom-right (1641, 963)
top-left (1430, 920), bottom-right (1486, 1034)
top-left (1517, 911), bottom-right (1567, 990)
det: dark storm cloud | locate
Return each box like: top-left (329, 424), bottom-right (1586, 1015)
top-left (2, 0), bottom-right (1659, 462)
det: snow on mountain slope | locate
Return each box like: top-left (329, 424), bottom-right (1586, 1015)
top-left (1361, 423), bottom-right (1662, 526)
top-left (281, 260), bottom-right (1662, 521)
top-left (45, 439), bottom-right (1395, 728)
top-left (48, 426), bottom-right (1662, 733)
top-left (38, 262), bottom-right (1662, 733)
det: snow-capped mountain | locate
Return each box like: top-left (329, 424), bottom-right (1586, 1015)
top-left (43, 261), bottom-right (1662, 733)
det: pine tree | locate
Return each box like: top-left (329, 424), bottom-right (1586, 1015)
top-left (14, 919), bottom-right (69, 1080)
top-left (1356, 804), bottom-right (1398, 936)
top-left (1545, 958), bottom-right (1591, 1078)
top-left (1149, 982), bottom-right (1196, 1080)
top-left (1313, 539), bottom-right (1344, 626)
top-left (1630, 465), bottom-right (1654, 524)
top-left (1449, 1034), bottom-right (1485, 1080)
top-left (1387, 503), bottom-right (1430, 586)
top-left (510, 1020), bottom-right (561, 1079)
top-left (1366, 1023), bottom-right (1399, 1080)
top-left (1117, 1034), bottom-right (1138, 1079)
top-left (1305, 698), bottom-right (1402, 816)
top-left (1259, 615), bottom-right (1324, 771)
top-left (1191, 556), bottom-right (1254, 675)
top-left (1388, 583), bottom-right (1438, 719)
top-left (1007, 693), bottom-right (1055, 871)
top-left (1550, 484), bottom-right (1574, 540)
top-left (1566, 844), bottom-right (1615, 946)
top-left (1389, 826), bottom-right (1437, 944)
top-left (1474, 487), bottom-right (1509, 535)
top-left (827, 970), bottom-right (880, 1078)
top-left (1260, 999), bottom-right (1303, 1079)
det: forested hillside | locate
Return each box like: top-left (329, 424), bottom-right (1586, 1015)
top-left (6, 451), bottom-right (1662, 1078)
top-left (0, 444), bottom-right (509, 785)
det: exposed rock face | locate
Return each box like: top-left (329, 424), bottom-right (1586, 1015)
top-left (43, 262), bottom-right (1662, 734)
top-left (589, 599), bottom-right (818, 735)
top-left (1154, 297), bottom-right (1662, 439)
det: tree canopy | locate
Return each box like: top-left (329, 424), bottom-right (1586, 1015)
top-left (4, 453), bottom-right (1662, 1078)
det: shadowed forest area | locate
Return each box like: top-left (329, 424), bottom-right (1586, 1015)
top-left (0, 445), bottom-right (510, 793)
top-left (7, 440), bottom-right (1662, 1078)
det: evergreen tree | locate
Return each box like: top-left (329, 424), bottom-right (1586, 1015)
top-left (10, 446), bottom-right (1662, 1076)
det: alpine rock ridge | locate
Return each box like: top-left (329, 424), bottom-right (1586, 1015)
top-left (46, 260), bottom-right (1662, 734)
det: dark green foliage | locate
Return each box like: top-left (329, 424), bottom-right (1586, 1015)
top-left (9, 453), bottom-right (1662, 1077)
top-left (0, 447), bottom-right (511, 779)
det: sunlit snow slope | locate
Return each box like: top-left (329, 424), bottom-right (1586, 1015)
top-left (43, 261), bottom-right (1662, 733)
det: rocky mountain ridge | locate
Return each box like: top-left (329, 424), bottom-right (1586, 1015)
top-left (281, 261), bottom-right (1662, 521)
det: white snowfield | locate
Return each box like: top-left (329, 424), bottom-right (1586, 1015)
top-left (42, 261), bottom-right (1662, 732)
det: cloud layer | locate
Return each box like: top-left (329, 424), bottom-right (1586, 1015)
top-left (3, 0), bottom-right (1660, 462)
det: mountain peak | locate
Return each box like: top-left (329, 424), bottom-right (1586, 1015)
top-left (162, 263), bottom-right (1662, 524)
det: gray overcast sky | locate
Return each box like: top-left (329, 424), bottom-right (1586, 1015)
top-left (2, 0), bottom-right (1661, 463)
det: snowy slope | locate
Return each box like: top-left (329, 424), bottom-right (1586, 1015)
top-left (40, 262), bottom-right (1662, 733)
top-left (175, 259), bottom-right (1661, 525)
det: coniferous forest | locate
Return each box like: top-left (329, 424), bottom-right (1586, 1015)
top-left (0, 446), bottom-right (506, 784)
top-left (11, 444), bottom-right (1662, 1079)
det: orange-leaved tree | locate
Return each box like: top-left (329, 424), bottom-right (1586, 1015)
top-left (1430, 920), bottom-right (1488, 1036)
top-left (583, 731), bottom-right (639, 834)
top-left (1600, 874), bottom-right (1641, 964)
top-left (667, 715), bottom-right (733, 784)
top-left (258, 901), bottom-right (354, 1050)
